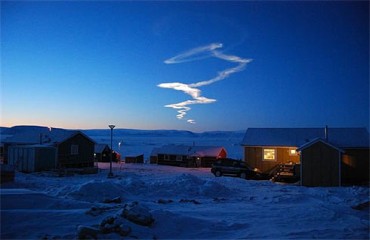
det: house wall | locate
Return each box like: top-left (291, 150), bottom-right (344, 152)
top-left (125, 154), bottom-right (144, 164)
top-left (198, 149), bottom-right (227, 167)
top-left (342, 148), bottom-right (370, 185)
top-left (301, 141), bottom-right (340, 187)
top-left (96, 148), bottom-right (111, 162)
top-left (157, 154), bottom-right (188, 167)
top-left (150, 156), bottom-right (158, 164)
top-left (244, 146), bottom-right (300, 173)
top-left (8, 146), bottom-right (56, 172)
top-left (199, 157), bottom-right (218, 167)
top-left (58, 133), bottom-right (95, 168)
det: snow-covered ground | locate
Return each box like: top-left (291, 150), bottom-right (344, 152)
top-left (1, 163), bottom-right (369, 239)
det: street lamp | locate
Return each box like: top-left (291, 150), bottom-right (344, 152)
top-left (108, 124), bottom-right (115, 178)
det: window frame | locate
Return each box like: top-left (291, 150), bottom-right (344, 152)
top-left (289, 148), bottom-right (298, 156)
top-left (71, 145), bottom-right (79, 155)
top-left (263, 148), bottom-right (276, 161)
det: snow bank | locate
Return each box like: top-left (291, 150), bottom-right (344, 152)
top-left (138, 173), bottom-right (233, 199)
top-left (2, 164), bottom-right (369, 239)
top-left (65, 180), bottom-right (128, 203)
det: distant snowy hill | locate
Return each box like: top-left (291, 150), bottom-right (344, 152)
top-left (0, 126), bottom-right (245, 139)
top-left (0, 126), bottom-right (246, 159)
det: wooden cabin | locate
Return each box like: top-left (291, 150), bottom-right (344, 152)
top-left (298, 139), bottom-right (343, 187)
top-left (125, 154), bottom-right (144, 164)
top-left (94, 144), bottom-right (111, 162)
top-left (241, 127), bottom-right (369, 186)
top-left (2, 128), bottom-right (96, 169)
top-left (56, 132), bottom-right (95, 168)
top-left (153, 145), bottom-right (227, 167)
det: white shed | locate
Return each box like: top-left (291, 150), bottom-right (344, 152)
top-left (8, 145), bottom-right (57, 172)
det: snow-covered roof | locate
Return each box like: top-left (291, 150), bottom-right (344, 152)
top-left (155, 144), bottom-right (226, 157)
top-left (297, 138), bottom-right (345, 153)
top-left (241, 128), bottom-right (369, 148)
top-left (94, 144), bottom-right (110, 153)
top-left (2, 129), bottom-right (96, 145)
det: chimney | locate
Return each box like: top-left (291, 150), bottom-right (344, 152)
top-left (324, 125), bottom-right (329, 142)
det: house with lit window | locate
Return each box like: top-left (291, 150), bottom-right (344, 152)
top-left (241, 127), bottom-right (369, 186)
top-left (2, 128), bottom-right (96, 170)
top-left (152, 144), bottom-right (227, 167)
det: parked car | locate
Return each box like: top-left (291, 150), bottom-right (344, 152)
top-left (211, 158), bottom-right (264, 180)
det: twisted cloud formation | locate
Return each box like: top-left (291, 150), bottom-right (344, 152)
top-left (158, 43), bottom-right (252, 124)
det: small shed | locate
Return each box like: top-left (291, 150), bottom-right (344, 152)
top-left (94, 144), bottom-right (111, 162)
top-left (8, 145), bottom-right (57, 172)
top-left (298, 138), bottom-right (343, 187)
top-left (125, 154), bottom-right (144, 164)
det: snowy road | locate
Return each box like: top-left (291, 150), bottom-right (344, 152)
top-left (1, 163), bottom-right (369, 239)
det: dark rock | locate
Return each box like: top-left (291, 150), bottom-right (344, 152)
top-left (179, 199), bottom-right (201, 204)
top-left (103, 196), bottom-right (122, 204)
top-left (121, 202), bottom-right (154, 226)
top-left (157, 199), bottom-right (173, 204)
top-left (352, 201), bottom-right (370, 210)
top-left (118, 225), bottom-right (131, 236)
top-left (77, 225), bottom-right (100, 239)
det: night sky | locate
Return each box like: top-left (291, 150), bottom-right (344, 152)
top-left (1, 1), bottom-right (369, 131)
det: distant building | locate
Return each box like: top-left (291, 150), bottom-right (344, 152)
top-left (151, 144), bottom-right (227, 167)
top-left (241, 127), bottom-right (370, 186)
top-left (94, 143), bottom-right (121, 163)
top-left (125, 154), bottom-right (144, 164)
top-left (94, 144), bottom-right (111, 162)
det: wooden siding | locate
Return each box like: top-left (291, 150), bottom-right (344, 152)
top-left (125, 154), bottom-right (144, 164)
top-left (342, 148), bottom-right (370, 185)
top-left (244, 147), bottom-right (300, 173)
top-left (301, 141), bottom-right (340, 187)
top-left (157, 154), bottom-right (188, 167)
top-left (57, 133), bottom-right (95, 168)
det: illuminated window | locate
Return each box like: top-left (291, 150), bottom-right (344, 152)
top-left (71, 145), bottom-right (79, 155)
top-left (289, 149), bottom-right (298, 156)
top-left (263, 148), bottom-right (276, 161)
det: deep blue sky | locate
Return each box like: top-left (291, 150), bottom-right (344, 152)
top-left (1, 1), bottom-right (369, 131)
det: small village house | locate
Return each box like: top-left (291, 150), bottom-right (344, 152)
top-left (241, 127), bottom-right (369, 186)
top-left (151, 144), bottom-right (227, 167)
top-left (94, 144), bottom-right (111, 162)
top-left (55, 131), bottom-right (96, 168)
top-left (125, 154), bottom-right (144, 164)
top-left (2, 128), bottom-right (96, 170)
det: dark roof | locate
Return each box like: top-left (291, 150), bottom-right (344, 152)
top-left (94, 144), bottom-right (110, 153)
top-left (297, 138), bottom-right (345, 152)
top-left (241, 128), bottom-right (369, 148)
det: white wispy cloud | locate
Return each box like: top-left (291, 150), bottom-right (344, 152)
top-left (158, 43), bottom-right (252, 123)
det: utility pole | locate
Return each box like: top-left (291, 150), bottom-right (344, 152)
top-left (108, 124), bottom-right (115, 178)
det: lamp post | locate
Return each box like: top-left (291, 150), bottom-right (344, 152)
top-left (108, 124), bottom-right (115, 178)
